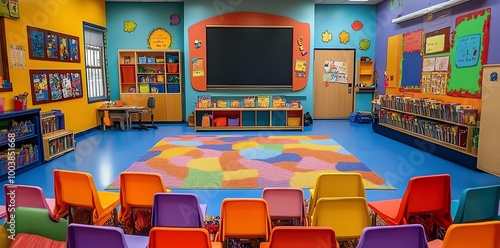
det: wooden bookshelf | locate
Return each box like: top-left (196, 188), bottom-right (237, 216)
top-left (43, 130), bottom-right (75, 160)
top-left (382, 107), bottom-right (474, 127)
top-left (194, 108), bottom-right (304, 132)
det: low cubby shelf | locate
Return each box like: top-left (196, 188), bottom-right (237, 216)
top-left (194, 108), bottom-right (304, 132)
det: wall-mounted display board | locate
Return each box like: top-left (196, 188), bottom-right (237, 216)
top-left (188, 12), bottom-right (310, 92)
top-left (400, 29), bottom-right (423, 93)
top-left (424, 27), bottom-right (450, 55)
top-left (29, 70), bottom-right (83, 105)
top-left (27, 26), bottom-right (80, 63)
top-left (448, 8), bottom-right (491, 98)
top-left (0, 0), bottom-right (19, 19)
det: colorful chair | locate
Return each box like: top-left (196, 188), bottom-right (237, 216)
top-left (311, 197), bottom-right (371, 240)
top-left (67, 223), bottom-right (149, 248)
top-left (148, 227), bottom-right (222, 248)
top-left (0, 205), bottom-right (5, 220)
top-left (216, 199), bottom-right (273, 244)
top-left (308, 173), bottom-right (366, 222)
top-left (451, 185), bottom-right (500, 223)
top-left (53, 169), bottom-right (120, 226)
top-left (262, 188), bottom-right (307, 226)
top-left (259, 226), bottom-right (340, 248)
top-left (152, 193), bottom-right (205, 228)
top-left (118, 172), bottom-right (170, 233)
top-left (356, 224), bottom-right (428, 248)
top-left (368, 174), bottom-right (453, 229)
top-left (3, 184), bottom-right (56, 221)
top-left (427, 221), bottom-right (500, 248)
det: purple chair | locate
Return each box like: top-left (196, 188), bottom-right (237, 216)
top-left (152, 193), bottom-right (205, 228)
top-left (356, 224), bottom-right (428, 248)
top-left (3, 184), bottom-right (56, 221)
top-left (67, 223), bottom-right (149, 248)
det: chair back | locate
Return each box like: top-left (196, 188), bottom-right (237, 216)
top-left (67, 223), bottom-right (128, 248)
top-left (453, 185), bottom-right (500, 223)
top-left (10, 207), bottom-right (68, 242)
top-left (148, 227), bottom-right (213, 248)
top-left (147, 96), bottom-right (155, 109)
top-left (266, 226), bottom-right (338, 248)
top-left (53, 169), bottom-right (101, 211)
top-left (311, 197), bottom-right (371, 240)
top-left (220, 198), bottom-right (272, 242)
top-left (262, 188), bottom-right (306, 225)
top-left (440, 221), bottom-right (500, 248)
top-left (3, 184), bottom-right (53, 221)
top-left (120, 172), bottom-right (166, 207)
top-left (357, 224), bottom-right (428, 248)
top-left (152, 193), bottom-right (205, 228)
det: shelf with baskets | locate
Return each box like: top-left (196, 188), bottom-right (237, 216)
top-left (41, 110), bottom-right (75, 161)
top-left (194, 108), bottom-right (304, 132)
top-left (0, 109), bottom-right (44, 181)
top-left (118, 50), bottom-right (183, 122)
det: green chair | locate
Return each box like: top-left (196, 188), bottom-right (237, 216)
top-left (451, 185), bottom-right (500, 223)
top-left (3, 207), bottom-right (68, 242)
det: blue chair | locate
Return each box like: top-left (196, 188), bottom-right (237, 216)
top-left (451, 185), bottom-right (500, 223)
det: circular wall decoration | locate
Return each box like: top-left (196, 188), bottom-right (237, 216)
top-left (147, 28), bottom-right (173, 50)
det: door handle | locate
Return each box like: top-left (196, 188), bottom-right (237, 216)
top-left (348, 83), bottom-right (352, 94)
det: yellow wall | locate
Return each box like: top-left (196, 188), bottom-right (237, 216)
top-left (2, 0), bottom-right (106, 133)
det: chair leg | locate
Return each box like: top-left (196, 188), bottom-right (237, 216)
top-left (371, 212), bottom-right (377, 226)
top-left (131, 208), bottom-right (136, 235)
top-left (113, 208), bottom-right (118, 227)
top-left (68, 206), bottom-right (73, 224)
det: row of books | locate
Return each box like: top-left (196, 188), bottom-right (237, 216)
top-left (198, 95), bottom-right (301, 108)
top-left (48, 135), bottom-right (74, 156)
top-left (379, 109), bottom-right (468, 148)
top-left (379, 95), bottom-right (478, 126)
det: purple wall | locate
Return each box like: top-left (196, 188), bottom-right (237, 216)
top-left (375, 0), bottom-right (500, 94)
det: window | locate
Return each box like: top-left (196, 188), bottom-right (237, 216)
top-left (83, 22), bottom-right (108, 102)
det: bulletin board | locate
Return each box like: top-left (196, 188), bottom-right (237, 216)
top-left (27, 26), bottom-right (81, 63)
top-left (448, 8), bottom-right (491, 98)
top-left (424, 27), bottom-right (450, 55)
top-left (400, 29), bottom-right (423, 92)
top-left (29, 70), bottom-right (83, 105)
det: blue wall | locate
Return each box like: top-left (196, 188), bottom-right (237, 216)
top-left (106, 2), bottom-right (184, 100)
top-left (183, 0), bottom-right (315, 118)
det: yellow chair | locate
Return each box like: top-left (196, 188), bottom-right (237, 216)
top-left (216, 199), bottom-right (273, 244)
top-left (118, 172), bottom-right (170, 233)
top-left (310, 197), bottom-right (371, 240)
top-left (427, 221), bottom-right (500, 248)
top-left (52, 169), bottom-right (120, 226)
top-left (308, 173), bottom-right (366, 222)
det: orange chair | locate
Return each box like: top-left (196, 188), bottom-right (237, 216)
top-left (259, 226), bottom-right (340, 248)
top-left (427, 221), bottom-right (500, 248)
top-left (52, 170), bottom-right (120, 226)
top-left (216, 199), bottom-right (272, 244)
top-left (368, 174), bottom-right (453, 228)
top-left (148, 227), bottom-right (222, 248)
top-left (118, 172), bottom-right (170, 233)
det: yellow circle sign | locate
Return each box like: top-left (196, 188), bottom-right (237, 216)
top-left (148, 28), bottom-right (173, 50)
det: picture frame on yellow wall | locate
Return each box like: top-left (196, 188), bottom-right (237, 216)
top-left (27, 26), bottom-right (80, 63)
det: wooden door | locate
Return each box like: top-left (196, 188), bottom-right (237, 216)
top-left (314, 49), bottom-right (355, 119)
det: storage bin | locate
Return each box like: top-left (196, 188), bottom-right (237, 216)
top-left (213, 117), bottom-right (227, 127)
top-left (350, 112), bottom-right (357, 123)
top-left (287, 117), bottom-right (301, 126)
top-left (147, 57), bottom-right (156, 63)
top-left (166, 54), bottom-right (179, 63)
top-left (156, 56), bottom-right (165, 63)
top-left (228, 117), bottom-right (240, 126)
top-left (138, 56), bottom-right (147, 64)
top-left (167, 64), bottom-right (179, 73)
top-left (120, 65), bottom-right (135, 84)
top-left (167, 84), bottom-right (180, 93)
top-left (356, 112), bottom-right (372, 124)
top-left (150, 83), bottom-right (165, 93)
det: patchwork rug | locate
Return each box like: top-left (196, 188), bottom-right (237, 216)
top-left (106, 135), bottom-right (394, 190)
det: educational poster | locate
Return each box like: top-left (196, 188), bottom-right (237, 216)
top-left (71, 72), bottom-right (82, 97)
top-left (147, 27), bottom-right (173, 50)
top-left (29, 30), bottom-right (44, 58)
top-left (448, 8), bottom-right (491, 98)
top-left (422, 57), bottom-right (436, 72)
top-left (424, 27), bottom-right (451, 55)
top-left (430, 72), bottom-right (448, 95)
top-left (192, 58), bottom-right (204, 77)
top-left (294, 59), bottom-right (306, 78)
top-left (59, 37), bottom-right (70, 61)
top-left (435, 56), bottom-right (450, 71)
top-left (323, 61), bottom-right (348, 84)
top-left (403, 29), bottom-right (423, 53)
top-left (60, 73), bottom-right (73, 98)
top-left (46, 33), bottom-right (58, 59)
top-left (9, 44), bottom-right (25, 69)
top-left (421, 73), bottom-right (432, 93)
top-left (69, 39), bottom-right (79, 61)
top-left (49, 73), bottom-right (62, 100)
top-left (32, 74), bottom-right (49, 102)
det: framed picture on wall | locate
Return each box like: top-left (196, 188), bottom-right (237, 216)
top-left (30, 69), bottom-right (83, 105)
top-left (27, 26), bottom-right (81, 63)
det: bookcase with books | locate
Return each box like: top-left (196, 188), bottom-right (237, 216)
top-left (118, 49), bottom-right (183, 122)
top-left (40, 110), bottom-right (75, 161)
top-left (373, 95), bottom-right (479, 169)
top-left (194, 95), bottom-right (303, 131)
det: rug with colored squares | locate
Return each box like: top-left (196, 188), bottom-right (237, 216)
top-left (106, 135), bottom-right (394, 190)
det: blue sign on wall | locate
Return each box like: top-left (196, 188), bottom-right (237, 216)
top-left (455, 34), bottom-right (481, 68)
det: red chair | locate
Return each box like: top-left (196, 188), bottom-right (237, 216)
top-left (368, 174), bottom-right (453, 229)
top-left (259, 226), bottom-right (339, 248)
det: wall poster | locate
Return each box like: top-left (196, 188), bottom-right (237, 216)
top-left (30, 70), bottom-right (83, 105)
top-left (27, 26), bottom-right (81, 63)
top-left (323, 60), bottom-right (348, 84)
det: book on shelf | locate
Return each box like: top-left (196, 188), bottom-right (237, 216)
top-left (272, 95), bottom-right (286, 108)
top-left (230, 99), bottom-right (241, 108)
top-left (290, 100), bottom-right (301, 108)
top-left (243, 96), bottom-right (256, 108)
top-left (216, 100), bottom-right (227, 108)
top-left (257, 96), bottom-right (270, 108)
top-left (197, 95), bottom-right (212, 108)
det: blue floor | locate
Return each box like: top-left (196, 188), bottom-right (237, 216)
top-left (1, 120), bottom-right (499, 217)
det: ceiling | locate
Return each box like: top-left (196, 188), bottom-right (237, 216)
top-left (105, 0), bottom-right (384, 4)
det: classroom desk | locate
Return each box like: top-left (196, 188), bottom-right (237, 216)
top-left (96, 106), bottom-right (145, 130)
